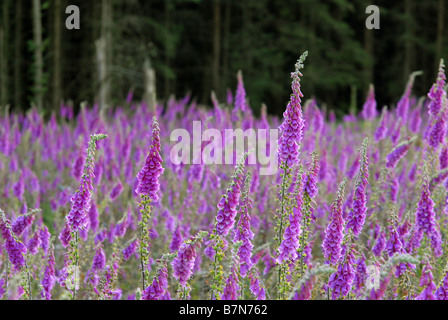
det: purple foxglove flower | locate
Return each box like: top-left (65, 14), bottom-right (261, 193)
top-left (435, 268), bottom-right (448, 300)
top-left (58, 223), bottom-right (72, 248)
top-left (0, 213), bottom-right (27, 271)
top-left (169, 225), bottom-right (182, 253)
top-left (249, 272), bottom-right (266, 300)
top-left (27, 230), bottom-right (41, 255)
top-left (352, 255), bottom-right (367, 295)
top-left (215, 160), bottom-right (244, 237)
top-left (389, 175), bottom-right (399, 202)
top-left (368, 275), bottom-right (391, 300)
top-left (328, 243), bottom-right (356, 299)
top-left (345, 138), bottom-right (369, 237)
top-left (361, 84), bottom-right (377, 120)
top-left (135, 117), bottom-right (164, 202)
top-left (278, 52), bottom-right (307, 168)
top-left (172, 236), bottom-right (201, 287)
top-left (40, 226), bottom-right (51, 256)
top-left (92, 247), bottom-right (106, 272)
top-left (396, 71), bottom-right (421, 123)
top-left (222, 266), bottom-right (240, 300)
top-left (66, 180), bottom-right (91, 231)
top-left (372, 229), bottom-right (386, 257)
top-left (303, 153), bottom-right (320, 198)
top-left (409, 105), bottom-right (422, 134)
top-left (226, 88), bottom-right (233, 105)
top-left (440, 145), bottom-right (448, 169)
top-left (277, 171), bottom-right (305, 264)
top-left (13, 171), bottom-right (25, 202)
top-left (41, 242), bottom-right (55, 300)
top-left (142, 266), bottom-right (169, 300)
top-left (427, 59), bottom-right (446, 117)
top-left (322, 178), bottom-right (347, 265)
top-left (11, 213), bottom-right (35, 237)
top-left (390, 117), bottom-right (402, 144)
top-left (88, 200), bottom-right (99, 233)
top-left (114, 214), bottom-right (128, 238)
top-left (374, 106), bottom-right (388, 142)
top-left (71, 155), bottom-right (84, 180)
top-left (416, 261), bottom-right (437, 300)
top-left (385, 137), bottom-right (415, 169)
top-left (430, 168), bottom-right (448, 190)
top-left (109, 179), bottom-right (124, 201)
top-left (414, 168), bottom-right (443, 256)
top-left (233, 174), bottom-right (254, 277)
top-left (123, 238), bottom-right (139, 261)
top-left (67, 134), bottom-right (106, 232)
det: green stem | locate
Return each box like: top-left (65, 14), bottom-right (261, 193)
top-left (277, 163), bottom-right (289, 299)
top-left (73, 231), bottom-right (79, 300)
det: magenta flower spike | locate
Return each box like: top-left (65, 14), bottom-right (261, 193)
top-left (233, 172), bottom-right (255, 277)
top-left (361, 84), bottom-right (377, 120)
top-left (0, 210), bottom-right (27, 272)
top-left (322, 178), bottom-right (347, 265)
top-left (345, 138), bottom-right (369, 237)
top-left (278, 51), bottom-right (307, 168)
top-left (135, 116), bottom-right (164, 202)
top-left (385, 137), bottom-right (416, 169)
top-left (67, 133), bottom-right (107, 232)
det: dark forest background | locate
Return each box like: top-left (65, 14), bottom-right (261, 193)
top-left (0, 0), bottom-right (446, 117)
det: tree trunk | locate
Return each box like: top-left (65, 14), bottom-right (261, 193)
top-left (212, 0), bottom-right (221, 97)
top-left (32, 0), bottom-right (44, 110)
top-left (222, 0), bottom-right (230, 97)
top-left (53, 0), bottom-right (62, 111)
top-left (364, 22), bottom-right (374, 85)
top-left (436, 0), bottom-right (445, 66)
top-left (143, 57), bottom-right (157, 114)
top-left (98, 0), bottom-right (112, 114)
top-left (14, 0), bottom-right (22, 111)
top-left (403, 0), bottom-right (414, 82)
top-left (1, 0), bottom-right (9, 109)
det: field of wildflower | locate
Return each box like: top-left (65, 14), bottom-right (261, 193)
top-left (0, 52), bottom-right (448, 301)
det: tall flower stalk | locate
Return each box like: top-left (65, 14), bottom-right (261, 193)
top-left (209, 152), bottom-right (248, 300)
top-left (346, 138), bottom-right (369, 238)
top-left (65, 133), bottom-right (107, 300)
